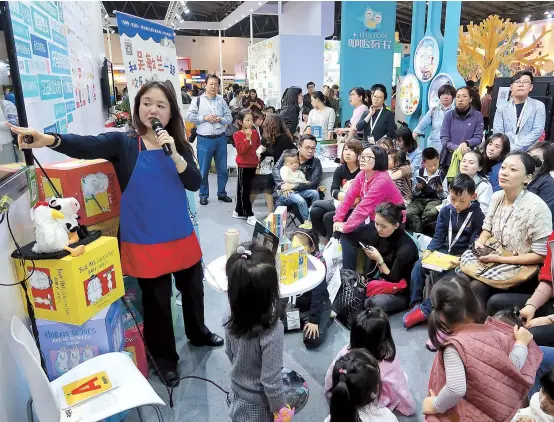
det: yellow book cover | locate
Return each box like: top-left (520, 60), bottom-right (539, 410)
top-left (60, 371), bottom-right (114, 407)
top-left (421, 251), bottom-right (459, 272)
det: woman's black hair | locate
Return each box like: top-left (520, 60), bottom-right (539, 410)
top-left (329, 349), bottom-right (381, 422)
top-left (236, 108), bottom-right (253, 129)
top-left (377, 136), bottom-right (395, 152)
top-left (282, 86), bottom-right (303, 106)
top-left (462, 149), bottom-right (486, 176)
top-left (505, 151), bottom-right (539, 176)
top-left (483, 133), bottom-right (511, 174)
top-left (370, 84), bottom-right (388, 101)
top-left (350, 308), bottom-right (396, 362)
top-left (290, 226), bottom-right (320, 255)
top-left (396, 126), bottom-right (418, 153)
top-left (249, 89), bottom-right (258, 97)
top-left (438, 84), bottom-right (456, 98)
top-left (428, 275), bottom-right (485, 351)
top-left (349, 87), bottom-right (366, 105)
top-left (366, 145), bottom-right (388, 171)
top-left (224, 241), bottom-right (280, 338)
top-left (529, 142), bottom-right (554, 178)
top-left (540, 368), bottom-right (554, 400)
top-left (388, 149), bottom-right (408, 169)
top-left (311, 90), bottom-right (327, 105)
top-left (301, 106), bottom-right (311, 116)
top-left (493, 308), bottom-right (524, 327)
top-left (375, 202), bottom-right (404, 226)
top-left (133, 81), bottom-right (192, 157)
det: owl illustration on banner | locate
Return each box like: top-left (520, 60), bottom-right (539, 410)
top-left (361, 7), bottom-right (382, 31)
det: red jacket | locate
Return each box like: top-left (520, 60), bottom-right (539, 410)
top-left (234, 129), bottom-right (261, 168)
top-left (426, 318), bottom-right (543, 422)
top-left (539, 231), bottom-right (554, 282)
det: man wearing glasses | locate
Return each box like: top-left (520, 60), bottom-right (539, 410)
top-left (493, 71), bottom-right (546, 152)
top-left (272, 134), bottom-right (322, 222)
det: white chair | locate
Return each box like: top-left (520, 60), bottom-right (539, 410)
top-left (227, 143), bottom-right (238, 176)
top-left (8, 316), bottom-right (165, 422)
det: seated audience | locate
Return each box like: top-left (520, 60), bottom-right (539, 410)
top-left (488, 230), bottom-right (554, 347)
top-left (335, 87), bottom-right (368, 141)
top-left (225, 109), bottom-right (241, 146)
top-left (406, 147), bottom-right (447, 234)
top-left (273, 134), bottom-right (322, 223)
top-left (263, 106), bottom-right (275, 114)
top-left (493, 71), bottom-right (546, 152)
top-left (395, 127), bottom-right (422, 173)
top-left (413, 84), bottom-right (457, 154)
top-left (440, 86), bottom-right (484, 169)
top-left (325, 308), bottom-right (416, 416)
top-left (356, 85), bottom-right (396, 148)
top-left (376, 135), bottom-right (395, 152)
top-left (468, 152), bottom-right (552, 305)
top-left (422, 276), bottom-right (540, 420)
top-left (388, 149), bottom-right (413, 206)
top-left (403, 174), bottom-right (485, 328)
top-left (513, 368), bottom-right (554, 421)
top-left (527, 142), bottom-right (554, 224)
top-left (310, 140), bottom-right (363, 241)
top-left (325, 349), bottom-right (399, 422)
top-left (332, 146), bottom-right (405, 271)
top-left (242, 88), bottom-right (264, 111)
top-left (289, 226), bottom-right (332, 349)
top-left (483, 133), bottom-right (511, 192)
top-left (359, 203), bottom-right (419, 314)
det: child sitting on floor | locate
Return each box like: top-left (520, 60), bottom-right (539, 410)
top-left (325, 308), bottom-right (416, 416)
top-left (403, 174), bottom-right (484, 329)
top-left (289, 225), bottom-right (332, 350)
top-left (422, 276), bottom-right (542, 422)
top-left (388, 149), bottom-right (413, 206)
top-left (512, 368), bottom-right (554, 422)
top-left (326, 349), bottom-right (399, 422)
top-left (224, 242), bottom-right (294, 422)
top-left (406, 147), bottom-right (447, 234)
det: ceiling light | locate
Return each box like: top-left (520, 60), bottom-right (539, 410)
top-left (249, 9), bottom-right (253, 12)
top-left (235, 19), bottom-right (238, 22)
top-left (104, 13), bottom-right (109, 19)
top-left (258, 2), bottom-right (262, 5)
top-left (175, 13), bottom-right (180, 19)
top-left (184, 8), bottom-right (190, 14)
top-left (242, 14), bottom-right (245, 17)
top-left (548, 13), bottom-right (553, 18)
top-left (545, 11), bottom-right (550, 15)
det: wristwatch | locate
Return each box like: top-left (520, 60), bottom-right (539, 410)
top-left (45, 132), bottom-right (61, 149)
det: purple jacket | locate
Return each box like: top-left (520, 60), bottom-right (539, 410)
top-left (440, 107), bottom-right (484, 152)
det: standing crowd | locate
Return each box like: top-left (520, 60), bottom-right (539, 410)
top-left (183, 71), bottom-right (554, 422)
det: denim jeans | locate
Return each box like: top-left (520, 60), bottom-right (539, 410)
top-left (339, 223), bottom-right (377, 271)
top-left (276, 189), bottom-right (319, 221)
top-left (410, 259), bottom-right (426, 306)
top-left (530, 346), bottom-right (554, 397)
top-left (197, 135), bottom-right (228, 199)
top-left (365, 294), bottom-right (409, 315)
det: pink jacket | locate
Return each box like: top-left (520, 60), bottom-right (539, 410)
top-left (333, 171), bottom-right (405, 233)
top-left (325, 345), bottom-right (416, 416)
top-left (426, 318), bottom-right (543, 422)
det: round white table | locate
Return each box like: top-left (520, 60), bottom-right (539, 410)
top-left (205, 254), bottom-right (326, 298)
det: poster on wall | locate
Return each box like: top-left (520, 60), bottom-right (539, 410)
top-left (248, 36), bottom-right (280, 108)
top-left (8, 1), bottom-right (104, 138)
top-left (115, 12), bottom-right (199, 238)
top-left (323, 40), bottom-right (340, 87)
top-left (399, 74), bottom-right (420, 116)
top-left (414, 36), bottom-right (440, 83)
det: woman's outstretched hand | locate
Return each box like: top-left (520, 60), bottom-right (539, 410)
top-left (5, 122), bottom-right (54, 149)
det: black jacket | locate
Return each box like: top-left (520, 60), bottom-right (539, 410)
top-left (280, 104), bottom-right (300, 136)
top-left (272, 154), bottom-right (323, 192)
top-left (331, 164), bottom-right (360, 200)
top-left (356, 107), bottom-right (396, 145)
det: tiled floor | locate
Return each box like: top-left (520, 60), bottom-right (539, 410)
top-left (124, 174), bottom-right (433, 422)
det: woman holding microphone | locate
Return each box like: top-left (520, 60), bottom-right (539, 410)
top-left (7, 81), bottom-right (223, 386)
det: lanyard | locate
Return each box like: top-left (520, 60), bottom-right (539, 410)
top-left (369, 108), bottom-right (383, 136)
top-left (448, 211), bottom-right (473, 253)
top-left (497, 190), bottom-right (526, 245)
top-left (514, 101), bottom-right (527, 135)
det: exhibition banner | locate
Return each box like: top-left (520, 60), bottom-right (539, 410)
top-left (9, 1), bottom-right (103, 137)
top-left (115, 12), bottom-right (200, 239)
top-left (248, 36), bottom-right (281, 108)
top-left (339, 1), bottom-right (396, 124)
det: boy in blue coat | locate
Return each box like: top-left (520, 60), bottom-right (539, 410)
top-left (403, 174), bottom-right (485, 328)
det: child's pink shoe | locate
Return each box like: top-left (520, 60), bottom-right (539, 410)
top-left (274, 405), bottom-right (295, 422)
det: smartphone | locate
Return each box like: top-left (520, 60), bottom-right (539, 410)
top-left (359, 242), bottom-right (370, 250)
top-left (472, 245), bottom-right (496, 257)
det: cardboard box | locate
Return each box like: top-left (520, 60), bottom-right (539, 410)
top-left (121, 299), bottom-right (148, 377)
top-left (15, 236), bottom-right (125, 325)
top-left (37, 301), bottom-right (124, 381)
top-left (278, 246), bottom-right (308, 285)
top-left (36, 158), bottom-right (122, 226)
top-left (88, 216), bottom-right (120, 238)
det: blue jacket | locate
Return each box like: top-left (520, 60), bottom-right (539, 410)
top-left (414, 104), bottom-right (454, 154)
top-left (528, 172), bottom-right (554, 227)
top-left (427, 201), bottom-right (484, 256)
top-left (493, 97), bottom-right (546, 151)
top-left (488, 162), bottom-right (502, 192)
top-left (440, 107), bottom-right (484, 152)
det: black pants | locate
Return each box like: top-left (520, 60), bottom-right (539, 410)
top-left (487, 293), bottom-right (554, 347)
top-left (138, 260), bottom-right (210, 371)
top-left (340, 223), bottom-right (377, 271)
top-left (235, 167), bottom-right (257, 217)
top-left (365, 293), bottom-right (409, 315)
top-left (310, 199), bottom-right (336, 238)
top-left (469, 277), bottom-right (539, 307)
top-left (297, 295), bottom-right (333, 350)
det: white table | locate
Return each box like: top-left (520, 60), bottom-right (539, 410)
top-left (205, 254), bottom-right (326, 298)
top-left (321, 160), bottom-right (339, 197)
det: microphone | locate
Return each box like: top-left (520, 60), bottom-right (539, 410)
top-left (151, 118), bottom-right (171, 156)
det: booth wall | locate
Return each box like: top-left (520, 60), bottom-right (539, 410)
top-left (105, 34), bottom-right (263, 73)
top-left (0, 192), bottom-right (35, 422)
top-left (280, 34), bottom-right (324, 92)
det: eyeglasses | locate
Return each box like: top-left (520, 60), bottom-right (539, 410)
top-left (360, 155), bottom-right (375, 162)
top-left (303, 146), bottom-right (316, 152)
top-left (514, 80), bottom-right (532, 86)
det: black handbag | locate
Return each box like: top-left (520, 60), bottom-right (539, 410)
top-left (332, 269), bottom-right (368, 329)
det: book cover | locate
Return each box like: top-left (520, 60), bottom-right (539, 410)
top-left (421, 251), bottom-right (458, 272)
top-left (58, 371), bottom-right (115, 408)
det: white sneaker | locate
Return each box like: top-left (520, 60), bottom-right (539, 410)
top-left (232, 211), bottom-right (247, 220)
top-left (247, 216), bottom-right (258, 226)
